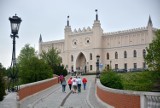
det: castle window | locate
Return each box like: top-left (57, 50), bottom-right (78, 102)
top-left (143, 62), bottom-right (146, 69)
top-left (133, 50), bottom-right (137, 57)
top-left (124, 51), bottom-right (127, 58)
top-left (71, 55), bottom-right (73, 62)
top-left (74, 42), bottom-right (76, 45)
top-left (133, 63), bottom-right (137, 69)
top-left (115, 64), bottom-right (118, 69)
top-left (115, 52), bottom-right (118, 59)
top-left (90, 53), bottom-right (92, 60)
top-left (90, 65), bottom-right (92, 71)
top-left (87, 40), bottom-right (89, 43)
top-left (124, 63), bottom-right (127, 70)
top-left (106, 53), bottom-right (109, 60)
top-left (143, 49), bottom-right (146, 58)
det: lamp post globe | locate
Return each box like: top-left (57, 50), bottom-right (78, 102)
top-left (9, 14), bottom-right (22, 36)
top-left (8, 14), bottom-right (22, 92)
top-left (96, 55), bottom-right (100, 78)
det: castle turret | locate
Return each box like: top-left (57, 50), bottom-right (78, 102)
top-left (147, 15), bottom-right (153, 27)
top-left (39, 34), bottom-right (43, 55)
top-left (64, 16), bottom-right (72, 51)
top-left (147, 15), bottom-right (153, 43)
top-left (92, 9), bottom-right (103, 48)
top-left (39, 34), bottom-right (42, 43)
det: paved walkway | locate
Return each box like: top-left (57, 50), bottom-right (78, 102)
top-left (33, 75), bottom-right (107, 108)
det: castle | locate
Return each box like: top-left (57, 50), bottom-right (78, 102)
top-left (39, 10), bottom-right (158, 73)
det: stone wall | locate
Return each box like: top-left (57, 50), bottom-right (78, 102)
top-left (96, 79), bottom-right (160, 108)
top-left (18, 77), bottom-right (58, 101)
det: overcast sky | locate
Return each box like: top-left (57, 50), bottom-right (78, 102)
top-left (0, 0), bottom-right (160, 68)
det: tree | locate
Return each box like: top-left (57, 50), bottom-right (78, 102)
top-left (145, 30), bottom-right (160, 71)
top-left (40, 47), bottom-right (61, 74)
top-left (0, 63), bottom-right (6, 101)
top-left (54, 64), bottom-right (68, 76)
top-left (18, 44), bottom-right (52, 84)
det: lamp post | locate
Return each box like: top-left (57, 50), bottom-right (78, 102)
top-left (96, 55), bottom-right (100, 78)
top-left (8, 14), bottom-right (22, 92)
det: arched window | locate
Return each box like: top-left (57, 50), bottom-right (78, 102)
top-left (71, 55), bottom-right (73, 62)
top-left (115, 52), bottom-right (118, 59)
top-left (124, 51), bottom-right (127, 58)
top-left (106, 53), bottom-right (109, 60)
top-left (143, 49), bottom-right (146, 58)
top-left (133, 50), bottom-right (137, 57)
top-left (90, 53), bottom-right (92, 60)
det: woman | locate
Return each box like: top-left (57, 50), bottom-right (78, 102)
top-left (68, 77), bottom-right (72, 90)
top-left (61, 78), bottom-right (67, 92)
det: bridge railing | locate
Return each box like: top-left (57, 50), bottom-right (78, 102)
top-left (96, 79), bottom-right (160, 108)
top-left (17, 77), bottom-right (59, 108)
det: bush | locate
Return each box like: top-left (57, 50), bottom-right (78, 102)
top-left (0, 72), bottom-right (5, 101)
top-left (119, 71), bottom-right (160, 91)
top-left (100, 70), bottom-right (123, 89)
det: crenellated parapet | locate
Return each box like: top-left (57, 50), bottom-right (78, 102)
top-left (72, 26), bottom-right (92, 35)
top-left (103, 27), bottom-right (148, 36)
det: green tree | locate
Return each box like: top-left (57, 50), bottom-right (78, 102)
top-left (54, 64), bottom-right (68, 76)
top-left (18, 44), bottom-right (52, 84)
top-left (145, 30), bottom-right (160, 71)
top-left (40, 47), bottom-right (61, 74)
top-left (0, 63), bottom-right (6, 101)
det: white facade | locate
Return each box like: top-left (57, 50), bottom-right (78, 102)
top-left (39, 12), bottom-right (158, 73)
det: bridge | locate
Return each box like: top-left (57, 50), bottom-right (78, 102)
top-left (0, 75), bottom-right (160, 108)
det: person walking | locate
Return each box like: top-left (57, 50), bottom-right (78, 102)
top-left (82, 77), bottom-right (87, 90)
top-left (68, 77), bottom-right (72, 90)
top-left (61, 78), bottom-right (67, 93)
top-left (72, 77), bottom-right (77, 93)
top-left (77, 77), bottom-right (82, 93)
top-left (59, 75), bottom-right (64, 84)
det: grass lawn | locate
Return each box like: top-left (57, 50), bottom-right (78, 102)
top-left (118, 71), bottom-right (160, 91)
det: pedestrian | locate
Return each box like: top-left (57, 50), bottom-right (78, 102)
top-left (61, 78), bottom-right (67, 93)
top-left (72, 77), bottom-right (77, 93)
top-left (82, 77), bottom-right (87, 90)
top-left (77, 77), bottom-right (82, 93)
top-left (59, 75), bottom-right (64, 84)
top-left (68, 77), bottom-right (72, 90)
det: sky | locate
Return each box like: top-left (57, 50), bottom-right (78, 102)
top-left (0, 0), bottom-right (160, 68)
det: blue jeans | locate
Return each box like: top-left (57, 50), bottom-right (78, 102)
top-left (62, 85), bottom-right (66, 92)
top-left (83, 83), bottom-right (86, 90)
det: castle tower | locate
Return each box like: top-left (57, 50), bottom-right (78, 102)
top-left (39, 34), bottom-right (43, 54)
top-left (39, 34), bottom-right (42, 43)
top-left (64, 16), bottom-right (72, 69)
top-left (147, 15), bottom-right (153, 43)
top-left (92, 9), bottom-right (103, 57)
top-left (92, 9), bottom-right (103, 48)
top-left (64, 16), bottom-right (72, 51)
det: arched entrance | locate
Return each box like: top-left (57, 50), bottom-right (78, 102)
top-left (76, 52), bottom-right (87, 73)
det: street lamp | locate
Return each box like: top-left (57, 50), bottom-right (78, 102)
top-left (8, 14), bottom-right (22, 92)
top-left (96, 55), bottom-right (100, 78)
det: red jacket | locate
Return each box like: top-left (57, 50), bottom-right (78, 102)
top-left (68, 79), bottom-right (72, 84)
top-left (82, 78), bottom-right (87, 84)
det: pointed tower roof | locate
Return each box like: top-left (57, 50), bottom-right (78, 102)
top-left (67, 15), bottom-right (70, 26)
top-left (39, 34), bottom-right (42, 43)
top-left (147, 15), bottom-right (153, 27)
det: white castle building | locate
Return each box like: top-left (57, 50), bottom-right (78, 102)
top-left (39, 10), bottom-right (158, 73)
